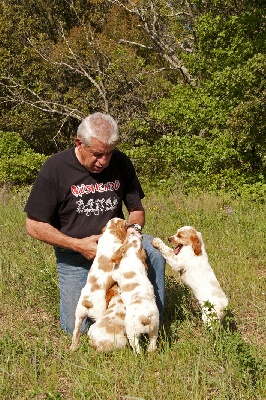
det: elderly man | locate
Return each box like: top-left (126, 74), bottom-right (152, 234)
top-left (24, 112), bottom-right (165, 334)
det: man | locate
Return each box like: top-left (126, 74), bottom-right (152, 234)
top-left (24, 112), bottom-right (165, 335)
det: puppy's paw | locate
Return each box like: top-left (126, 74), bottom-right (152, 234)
top-left (152, 238), bottom-right (162, 248)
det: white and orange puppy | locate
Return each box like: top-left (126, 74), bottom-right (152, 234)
top-left (111, 233), bottom-right (159, 354)
top-left (152, 226), bottom-right (228, 326)
top-left (87, 283), bottom-right (128, 352)
top-left (70, 218), bottom-right (128, 351)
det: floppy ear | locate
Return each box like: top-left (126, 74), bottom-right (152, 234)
top-left (191, 233), bottom-right (202, 256)
top-left (106, 283), bottom-right (119, 307)
top-left (139, 247), bottom-right (148, 270)
top-left (116, 220), bottom-right (127, 242)
top-left (111, 246), bottom-right (123, 264)
top-left (111, 242), bottom-right (131, 264)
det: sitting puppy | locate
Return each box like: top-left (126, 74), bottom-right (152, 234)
top-left (152, 226), bottom-right (228, 326)
top-left (111, 233), bottom-right (159, 354)
top-left (87, 283), bottom-right (128, 352)
top-left (70, 218), bottom-right (128, 351)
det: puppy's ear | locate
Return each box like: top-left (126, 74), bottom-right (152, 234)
top-left (191, 233), bottom-right (202, 256)
top-left (106, 283), bottom-right (119, 307)
top-left (139, 247), bottom-right (148, 270)
top-left (111, 246), bottom-right (123, 264)
top-left (116, 220), bottom-right (127, 242)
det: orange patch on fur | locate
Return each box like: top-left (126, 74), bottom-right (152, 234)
top-left (82, 297), bottom-right (93, 309)
top-left (190, 232), bottom-right (202, 256)
top-left (88, 275), bottom-right (97, 284)
top-left (122, 283), bottom-right (138, 292)
top-left (106, 283), bottom-right (119, 307)
top-left (139, 247), bottom-right (148, 270)
top-left (98, 255), bottom-right (113, 272)
top-left (109, 219), bottom-right (127, 242)
top-left (111, 242), bottom-right (131, 264)
top-left (90, 281), bottom-right (101, 291)
top-left (123, 271), bottom-right (136, 279)
top-left (140, 315), bottom-right (151, 325)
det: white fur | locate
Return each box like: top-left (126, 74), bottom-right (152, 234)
top-left (70, 218), bottom-right (127, 350)
top-left (87, 283), bottom-right (128, 352)
top-left (152, 226), bottom-right (228, 326)
top-left (111, 233), bottom-right (159, 354)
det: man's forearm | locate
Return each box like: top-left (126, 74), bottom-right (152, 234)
top-left (25, 216), bottom-right (80, 251)
top-left (25, 215), bottom-right (100, 260)
top-left (127, 207), bottom-right (145, 228)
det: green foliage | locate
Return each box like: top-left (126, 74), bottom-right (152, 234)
top-left (0, 131), bottom-right (47, 185)
top-left (122, 131), bottom-right (266, 202)
top-left (0, 0), bottom-right (265, 193)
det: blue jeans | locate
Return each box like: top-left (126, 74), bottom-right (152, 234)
top-left (54, 234), bottom-right (165, 335)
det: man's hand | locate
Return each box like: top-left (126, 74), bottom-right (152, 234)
top-left (127, 226), bottom-right (140, 235)
top-left (77, 235), bottom-right (101, 260)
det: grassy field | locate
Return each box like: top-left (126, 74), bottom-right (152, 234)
top-left (1, 186), bottom-right (265, 399)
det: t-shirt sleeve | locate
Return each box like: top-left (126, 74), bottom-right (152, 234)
top-left (24, 172), bottom-right (58, 223)
top-left (121, 153), bottom-right (145, 209)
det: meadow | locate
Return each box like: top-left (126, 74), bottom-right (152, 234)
top-left (1, 186), bottom-right (265, 399)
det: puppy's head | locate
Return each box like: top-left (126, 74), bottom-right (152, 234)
top-left (168, 226), bottom-right (202, 256)
top-left (111, 233), bottom-right (147, 268)
top-left (102, 218), bottom-right (128, 242)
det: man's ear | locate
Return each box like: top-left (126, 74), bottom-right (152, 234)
top-left (75, 137), bottom-right (82, 148)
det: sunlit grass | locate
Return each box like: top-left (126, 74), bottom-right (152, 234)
top-left (1, 186), bottom-right (265, 399)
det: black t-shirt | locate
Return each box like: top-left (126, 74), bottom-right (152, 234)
top-left (24, 147), bottom-right (144, 238)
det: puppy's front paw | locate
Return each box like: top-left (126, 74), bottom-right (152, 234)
top-left (152, 238), bottom-right (162, 249)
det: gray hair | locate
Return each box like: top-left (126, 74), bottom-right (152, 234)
top-left (77, 112), bottom-right (119, 146)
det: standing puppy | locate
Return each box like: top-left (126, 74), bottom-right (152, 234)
top-left (70, 218), bottom-right (127, 350)
top-left (111, 233), bottom-right (159, 354)
top-left (152, 226), bottom-right (228, 326)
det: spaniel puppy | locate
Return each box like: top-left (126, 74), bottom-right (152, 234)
top-left (111, 233), bottom-right (159, 354)
top-left (152, 226), bottom-right (228, 326)
top-left (87, 283), bottom-right (128, 352)
top-left (70, 218), bottom-right (128, 351)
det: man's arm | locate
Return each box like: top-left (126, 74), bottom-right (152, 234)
top-left (127, 204), bottom-right (145, 234)
top-left (25, 215), bottom-right (100, 260)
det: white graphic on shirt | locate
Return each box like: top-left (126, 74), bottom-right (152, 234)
top-left (76, 197), bottom-right (119, 216)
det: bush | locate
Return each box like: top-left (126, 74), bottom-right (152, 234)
top-left (121, 134), bottom-right (266, 202)
top-left (0, 131), bottom-right (47, 185)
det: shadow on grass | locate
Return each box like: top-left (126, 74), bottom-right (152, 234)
top-left (161, 275), bottom-right (200, 342)
top-left (161, 274), bottom-right (239, 345)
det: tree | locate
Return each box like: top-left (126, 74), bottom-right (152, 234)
top-left (0, 0), bottom-right (197, 151)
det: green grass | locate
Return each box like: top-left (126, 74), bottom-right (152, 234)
top-left (1, 186), bottom-right (265, 399)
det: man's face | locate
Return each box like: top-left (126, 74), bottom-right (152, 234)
top-left (75, 137), bottom-right (116, 173)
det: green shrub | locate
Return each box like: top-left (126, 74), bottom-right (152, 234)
top-left (0, 131), bottom-right (47, 185)
top-left (121, 134), bottom-right (266, 202)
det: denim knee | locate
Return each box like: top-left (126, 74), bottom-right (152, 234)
top-left (142, 234), bottom-right (165, 324)
top-left (55, 249), bottom-right (92, 335)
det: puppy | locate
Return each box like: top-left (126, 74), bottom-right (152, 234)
top-left (152, 226), bottom-right (228, 326)
top-left (70, 218), bottom-right (127, 351)
top-left (87, 283), bottom-right (128, 352)
top-left (111, 233), bottom-right (159, 354)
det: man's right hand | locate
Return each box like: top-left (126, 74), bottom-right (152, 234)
top-left (26, 215), bottom-right (101, 260)
top-left (77, 235), bottom-right (101, 260)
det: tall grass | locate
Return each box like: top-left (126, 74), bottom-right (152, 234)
top-left (1, 186), bottom-right (265, 399)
